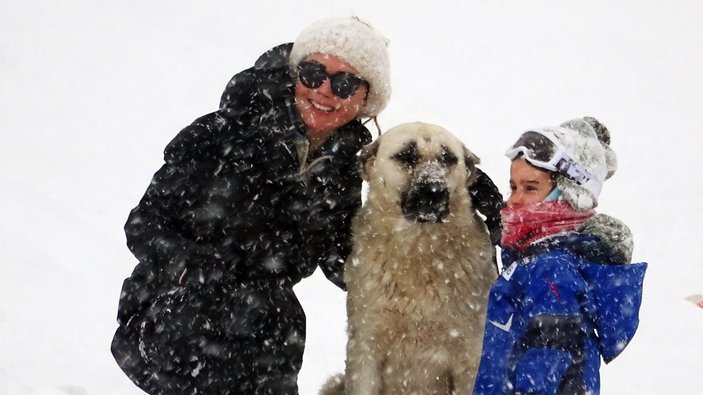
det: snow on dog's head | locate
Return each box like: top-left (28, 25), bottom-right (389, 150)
top-left (359, 122), bottom-right (480, 223)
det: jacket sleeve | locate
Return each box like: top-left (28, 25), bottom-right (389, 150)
top-left (469, 168), bottom-right (504, 246)
top-left (316, 159), bottom-right (363, 291)
top-left (118, 46), bottom-right (295, 324)
top-left (130, 57), bottom-right (279, 272)
top-left (117, 114), bottom-right (225, 324)
top-left (513, 258), bottom-right (588, 394)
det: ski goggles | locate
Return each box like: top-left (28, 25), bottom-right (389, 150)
top-left (506, 129), bottom-right (603, 198)
top-left (297, 60), bottom-right (367, 99)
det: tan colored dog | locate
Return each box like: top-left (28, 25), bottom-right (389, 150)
top-left (320, 122), bottom-right (497, 395)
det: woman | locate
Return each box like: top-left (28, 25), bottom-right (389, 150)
top-left (111, 17), bottom-right (391, 395)
top-left (472, 117), bottom-right (647, 394)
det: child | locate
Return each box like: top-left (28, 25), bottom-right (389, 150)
top-left (473, 117), bottom-right (647, 394)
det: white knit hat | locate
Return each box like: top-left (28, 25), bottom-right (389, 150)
top-left (289, 16), bottom-right (391, 118)
top-left (550, 117), bottom-right (618, 211)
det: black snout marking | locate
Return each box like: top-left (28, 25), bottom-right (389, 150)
top-left (401, 179), bottom-right (450, 223)
top-left (393, 141), bottom-right (457, 223)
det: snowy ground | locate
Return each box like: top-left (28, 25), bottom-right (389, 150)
top-left (2, 1), bottom-right (702, 394)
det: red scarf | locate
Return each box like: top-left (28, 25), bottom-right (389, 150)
top-left (501, 201), bottom-right (594, 251)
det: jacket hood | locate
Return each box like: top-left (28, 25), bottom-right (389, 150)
top-left (578, 213), bottom-right (633, 263)
top-left (254, 42), bottom-right (294, 70)
top-left (219, 43), bottom-right (295, 116)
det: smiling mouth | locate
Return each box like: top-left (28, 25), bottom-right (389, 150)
top-left (310, 100), bottom-right (335, 112)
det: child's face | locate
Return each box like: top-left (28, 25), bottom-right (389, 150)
top-left (507, 157), bottom-right (555, 207)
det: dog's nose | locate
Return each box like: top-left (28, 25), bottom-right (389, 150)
top-left (401, 179), bottom-right (450, 223)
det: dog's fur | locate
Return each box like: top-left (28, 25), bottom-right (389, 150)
top-left (320, 122), bottom-right (497, 395)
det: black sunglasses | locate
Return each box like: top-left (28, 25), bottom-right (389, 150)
top-left (297, 60), bottom-right (367, 99)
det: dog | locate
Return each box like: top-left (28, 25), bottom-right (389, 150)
top-left (320, 122), bottom-right (498, 395)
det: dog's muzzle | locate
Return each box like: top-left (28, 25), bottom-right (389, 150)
top-left (401, 162), bottom-right (450, 223)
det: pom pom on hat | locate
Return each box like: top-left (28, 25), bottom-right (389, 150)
top-left (552, 116), bottom-right (618, 211)
top-left (289, 16), bottom-right (391, 118)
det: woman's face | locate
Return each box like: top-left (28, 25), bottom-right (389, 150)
top-left (507, 157), bottom-right (555, 207)
top-left (294, 53), bottom-right (368, 146)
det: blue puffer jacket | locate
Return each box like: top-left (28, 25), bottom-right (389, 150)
top-left (473, 227), bottom-right (647, 395)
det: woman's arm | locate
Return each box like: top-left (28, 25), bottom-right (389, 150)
top-left (117, 114), bottom-right (226, 324)
top-left (316, 160), bottom-right (363, 290)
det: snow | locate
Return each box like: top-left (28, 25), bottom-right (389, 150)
top-left (1, 0), bottom-right (701, 394)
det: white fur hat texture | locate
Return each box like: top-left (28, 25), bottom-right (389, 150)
top-left (550, 116), bottom-right (618, 211)
top-left (289, 16), bottom-right (391, 118)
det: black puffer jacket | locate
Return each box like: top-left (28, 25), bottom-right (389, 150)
top-left (117, 43), bottom-right (369, 323)
top-left (112, 43), bottom-right (371, 394)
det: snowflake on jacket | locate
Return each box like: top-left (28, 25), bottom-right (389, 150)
top-left (473, 214), bottom-right (647, 395)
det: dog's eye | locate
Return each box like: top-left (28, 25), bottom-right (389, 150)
top-left (438, 147), bottom-right (458, 167)
top-left (392, 144), bottom-right (419, 167)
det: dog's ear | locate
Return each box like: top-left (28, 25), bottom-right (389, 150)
top-left (358, 139), bottom-right (381, 181)
top-left (463, 146), bottom-right (481, 186)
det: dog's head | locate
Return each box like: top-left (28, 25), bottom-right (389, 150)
top-left (359, 122), bottom-right (480, 223)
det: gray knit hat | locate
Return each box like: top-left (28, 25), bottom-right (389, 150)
top-left (551, 117), bottom-right (618, 211)
top-left (289, 16), bottom-right (391, 118)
